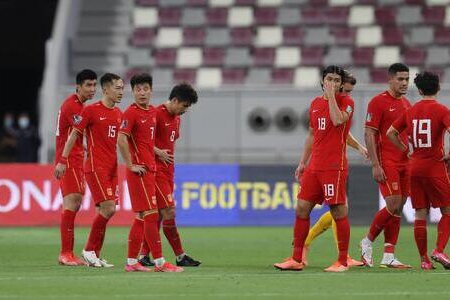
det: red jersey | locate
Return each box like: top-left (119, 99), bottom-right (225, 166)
top-left (365, 91), bottom-right (411, 167)
top-left (155, 104), bottom-right (180, 178)
top-left (392, 99), bottom-right (450, 177)
top-left (73, 101), bottom-right (122, 173)
top-left (308, 93), bottom-right (354, 171)
top-left (55, 94), bottom-right (84, 168)
top-left (119, 103), bottom-right (157, 171)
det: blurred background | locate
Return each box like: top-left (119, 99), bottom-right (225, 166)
top-left (1, 0), bottom-right (450, 226)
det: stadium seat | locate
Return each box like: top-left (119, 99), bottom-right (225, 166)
top-left (301, 47), bottom-right (325, 66)
top-left (228, 6), bottom-right (254, 27)
top-left (151, 68), bottom-right (174, 85)
top-left (187, 0), bottom-right (208, 5)
top-left (156, 27), bottom-right (183, 47)
top-left (275, 47), bottom-right (300, 67)
top-left (230, 27), bottom-right (254, 46)
top-left (181, 8), bottom-right (206, 26)
top-left (324, 7), bottom-right (350, 25)
top-left (277, 7), bottom-right (301, 26)
top-left (133, 7), bottom-right (158, 27)
top-left (403, 47), bottom-right (426, 65)
top-left (370, 68), bottom-right (388, 83)
top-left (197, 68), bottom-right (222, 87)
top-left (301, 9), bottom-right (324, 25)
top-left (252, 47), bottom-right (276, 66)
top-left (131, 28), bottom-right (156, 47)
top-left (426, 46), bottom-right (450, 66)
top-left (72, 36), bottom-right (128, 54)
top-left (258, 0), bottom-right (283, 6)
top-left (353, 47), bottom-right (374, 66)
top-left (205, 28), bottom-right (231, 46)
top-left (282, 27), bottom-right (305, 45)
top-left (254, 7), bottom-right (277, 26)
top-left (203, 47), bottom-right (226, 66)
top-left (210, 0), bottom-right (235, 6)
top-left (176, 47), bottom-right (203, 67)
top-left (127, 48), bottom-right (153, 67)
top-left (422, 6), bottom-right (446, 25)
top-left (348, 6), bottom-right (375, 26)
top-left (426, 0), bottom-right (449, 6)
top-left (382, 27), bottom-right (404, 45)
top-left (375, 7), bottom-right (396, 25)
top-left (154, 48), bottom-right (177, 66)
top-left (136, 0), bottom-right (159, 6)
top-left (356, 26), bottom-right (382, 47)
top-left (271, 68), bottom-right (295, 84)
top-left (255, 26), bottom-right (283, 46)
top-left (435, 27), bottom-right (450, 44)
top-left (374, 46), bottom-right (400, 67)
top-left (222, 68), bottom-right (247, 84)
top-left (183, 27), bottom-right (206, 46)
top-left (349, 67), bottom-right (370, 83)
top-left (173, 68), bottom-right (197, 83)
top-left (159, 0), bottom-right (187, 6)
top-left (409, 26), bottom-right (434, 45)
top-left (397, 6), bottom-right (423, 25)
top-left (158, 7), bottom-right (182, 26)
top-left (304, 28), bottom-right (334, 46)
top-left (246, 68), bottom-right (271, 84)
top-left (331, 27), bottom-right (356, 45)
top-left (293, 67), bottom-right (320, 87)
top-left (207, 7), bottom-right (229, 26)
top-left (324, 47), bottom-right (352, 66)
top-left (225, 47), bottom-right (252, 67)
top-left (236, 0), bottom-right (256, 4)
top-left (445, 6), bottom-right (450, 25)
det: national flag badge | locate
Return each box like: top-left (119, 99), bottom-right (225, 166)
top-left (152, 196), bottom-right (157, 206)
top-left (366, 113), bottom-right (372, 122)
top-left (346, 105), bottom-right (353, 114)
top-left (392, 182), bottom-right (399, 191)
top-left (107, 188), bottom-right (113, 196)
top-left (73, 115), bottom-right (82, 125)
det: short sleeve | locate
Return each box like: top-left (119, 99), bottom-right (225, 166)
top-left (365, 98), bottom-right (382, 130)
top-left (73, 106), bottom-right (92, 133)
top-left (391, 111), bottom-right (407, 133)
top-left (341, 96), bottom-right (354, 118)
top-left (119, 109), bottom-right (136, 136)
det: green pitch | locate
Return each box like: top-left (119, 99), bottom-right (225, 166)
top-left (1, 226), bottom-right (449, 300)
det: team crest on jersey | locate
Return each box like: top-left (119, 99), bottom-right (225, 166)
top-left (73, 115), bottom-right (82, 125)
top-left (120, 120), bottom-right (128, 129)
top-left (366, 113), bottom-right (372, 122)
top-left (346, 105), bottom-right (353, 114)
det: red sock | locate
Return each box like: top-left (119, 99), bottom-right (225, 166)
top-left (436, 214), bottom-right (450, 253)
top-left (127, 218), bottom-right (144, 259)
top-left (414, 219), bottom-right (427, 258)
top-left (140, 239), bottom-right (150, 256)
top-left (85, 214), bottom-right (109, 255)
top-left (144, 213), bottom-right (163, 260)
top-left (292, 217), bottom-right (310, 262)
top-left (384, 215), bottom-right (401, 253)
top-left (163, 219), bottom-right (184, 256)
top-left (334, 216), bottom-right (350, 266)
top-left (60, 209), bottom-right (77, 254)
top-left (368, 207), bottom-right (392, 241)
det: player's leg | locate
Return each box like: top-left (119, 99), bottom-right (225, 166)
top-left (124, 213), bottom-right (150, 272)
top-left (305, 211), bottom-right (333, 247)
top-left (414, 208), bottom-right (433, 269)
top-left (326, 203), bottom-right (350, 272)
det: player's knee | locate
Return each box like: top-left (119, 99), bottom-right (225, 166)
top-left (63, 194), bottom-right (82, 212)
top-left (415, 208), bottom-right (428, 220)
top-left (440, 206), bottom-right (450, 215)
top-left (99, 203), bottom-right (116, 219)
top-left (295, 200), bottom-right (311, 218)
top-left (162, 208), bottom-right (175, 220)
top-left (330, 205), bottom-right (347, 219)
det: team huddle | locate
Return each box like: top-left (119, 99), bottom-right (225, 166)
top-left (53, 63), bottom-right (450, 274)
top-left (54, 70), bottom-right (199, 272)
top-left (275, 63), bottom-right (450, 272)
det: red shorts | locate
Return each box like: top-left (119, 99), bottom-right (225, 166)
top-left (126, 170), bottom-right (157, 212)
top-left (85, 170), bottom-right (118, 205)
top-left (298, 169), bottom-right (348, 205)
top-left (379, 165), bottom-right (410, 198)
top-left (60, 167), bottom-right (85, 197)
top-left (155, 175), bottom-right (175, 209)
top-left (410, 176), bottom-right (450, 209)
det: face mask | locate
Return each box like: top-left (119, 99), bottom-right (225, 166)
top-left (18, 117), bottom-right (30, 129)
top-left (4, 117), bottom-right (13, 128)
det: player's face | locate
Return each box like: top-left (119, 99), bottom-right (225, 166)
top-left (104, 79), bottom-right (124, 103)
top-left (389, 71), bottom-right (409, 96)
top-left (132, 83), bottom-right (152, 107)
top-left (173, 99), bottom-right (191, 115)
top-left (322, 73), bottom-right (342, 93)
top-left (342, 82), bottom-right (355, 94)
top-left (77, 79), bottom-right (97, 101)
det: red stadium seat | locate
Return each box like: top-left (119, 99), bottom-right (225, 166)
top-left (272, 68), bottom-right (295, 84)
top-left (435, 27), bottom-right (450, 45)
top-left (230, 27), bottom-right (254, 46)
top-left (324, 7), bottom-right (349, 26)
top-left (253, 48), bottom-right (275, 66)
top-left (353, 48), bottom-right (374, 66)
top-left (131, 28), bottom-right (156, 47)
top-left (235, 0), bottom-right (256, 4)
top-left (222, 68), bottom-right (247, 84)
top-left (203, 48), bottom-right (226, 66)
top-left (382, 27), bottom-right (404, 45)
top-left (254, 7), bottom-right (278, 26)
top-left (183, 27), bottom-right (206, 46)
top-left (403, 48), bottom-right (426, 65)
top-left (370, 68), bottom-right (388, 83)
top-left (154, 48), bottom-right (177, 66)
top-left (331, 27), bottom-right (356, 46)
top-left (206, 7), bottom-right (228, 27)
top-left (186, 0), bottom-right (208, 5)
top-left (283, 27), bottom-right (305, 46)
top-left (136, 0), bottom-right (159, 6)
top-left (173, 69), bottom-right (197, 84)
top-left (422, 6), bottom-right (445, 25)
top-left (158, 7), bottom-right (181, 26)
top-left (375, 7), bottom-right (396, 25)
top-left (301, 47), bottom-right (324, 66)
top-left (301, 9), bottom-right (324, 25)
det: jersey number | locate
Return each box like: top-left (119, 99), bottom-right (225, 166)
top-left (412, 119), bottom-right (431, 148)
top-left (318, 118), bottom-right (326, 130)
top-left (108, 125), bottom-right (116, 138)
top-left (170, 130), bottom-right (176, 142)
top-left (150, 127), bottom-right (154, 139)
top-left (324, 184), bottom-right (335, 197)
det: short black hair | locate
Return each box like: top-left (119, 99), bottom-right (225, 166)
top-left (414, 71), bottom-right (440, 96)
top-left (322, 65), bottom-right (345, 84)
top-left (100, 73), bottom-right (122, 88)
top-left (169, 83), bottom-right (198, 105)
top-left (388, 63), bottom-right (409, 76)
top-left (76, 69), bottom-right (97, 85)
top-left (130, 73), bottom-right (153, 89)
top-left (343, 70), bottom-right (356, 85)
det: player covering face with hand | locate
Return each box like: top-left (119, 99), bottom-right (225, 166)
top-left (274, 65), bottom-right (354, 272)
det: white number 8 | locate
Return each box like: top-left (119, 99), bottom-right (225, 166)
top-left (170, 130), bottom-right (176, 142)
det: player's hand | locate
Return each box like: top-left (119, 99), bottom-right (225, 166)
top-left (54, 163), bottom-right (67, 180)
top-left (156, 149), bottom-right (174, 166)
top-left (358, 146), bottom-right (369, 161)
top-left (295, 162), bottom-right (306, 181)
top-left (323, 80), bottom-right (335, 99)
top-left (128, 164), bottom-right (147, 176)
top-left (372, 164), bottom-right (386, 183)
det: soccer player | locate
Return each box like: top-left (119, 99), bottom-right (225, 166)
top-left (387, 71), bottom-right (450, 270)
top-left (360, 63), bottom-right (412, 268)
top-left (55, 69), bottom-right (97, 266)
top-left (274, 65), bottom-right (354, 272)
top-left (55, 73), bottom-right (123, 267)
top-left (302, 72), bottom-right (365, 267)
top-left (138, 83), bottom-right (200, 267)
top-left (118, 73), bottom-right (183, 272)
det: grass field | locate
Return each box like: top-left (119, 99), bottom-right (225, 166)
top-left (0, 226), bottom-right (449, 300)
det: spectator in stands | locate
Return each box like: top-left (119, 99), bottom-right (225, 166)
top-left (15, 112), bottom-right (40, 162)
top-left (0, 112), bottom-right (18, 162)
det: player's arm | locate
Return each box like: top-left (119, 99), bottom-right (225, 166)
top-left (386, 126), bottom-right (408, 152)
top-left (154, 146), bottom-right (174, 166)
top-left (365, 127), bottom-right (386, 183)
top-left (347, 132), bottom-right (368, 159)
top-left (54, 129), bottom-right (80, 179)
top-left (324, 81), bottom-right (350, 126)
top-left (295, 127), bottom-right (313, 181)
top-left (117, 132), bottom-right (147, 175)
